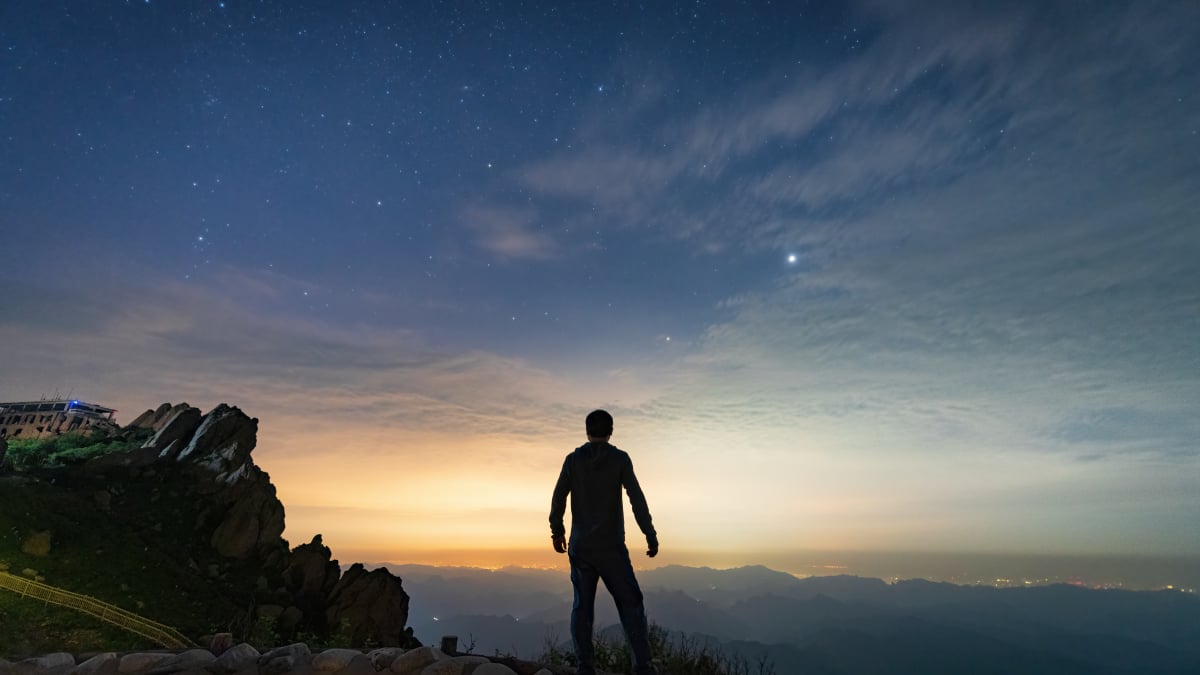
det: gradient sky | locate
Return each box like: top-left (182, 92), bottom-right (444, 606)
top-left (1, 1), bottom-right (1198, 571)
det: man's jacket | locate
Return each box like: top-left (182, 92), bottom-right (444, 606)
top-left (550, 441), bottom-right (657, 553)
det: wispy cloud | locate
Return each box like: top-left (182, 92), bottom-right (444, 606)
top-left (461, 205), bottom-right (559, 261)
top-left (485, 1), bottom-right (1200, 469)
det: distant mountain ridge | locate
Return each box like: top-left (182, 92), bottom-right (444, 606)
top-left (372, 562), bottom-right (1200, 675)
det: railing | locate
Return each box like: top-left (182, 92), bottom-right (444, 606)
top-left (0, 571), bottom-right (196, 649)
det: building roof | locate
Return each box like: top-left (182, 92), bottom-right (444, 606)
top-left (0, 399), bottom-right (117, 415)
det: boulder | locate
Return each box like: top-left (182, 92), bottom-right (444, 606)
top-left (327, 564), bottom-right (413, 648)
top-left (341, 655), bottom-right (377, 675)
top-left (212, 644), bottom-right (260, 674)
top-left (19, 653), bottom-right (75, 673)
top-left (417, 661), bottom-right (465, 675)
top-left (117, 654), bottom-right (172, 673)
top-left (312, 650), bottom-right (362, 672)
top-left (258, 643), bottom-right (312, 674)
top-left (390, 647), bottom-right (445, 675)
top-left (472, 666), bottom-right (519, 675)
top-left (69, 653), bottom-right (117, 675)
top-left (367, 649), bottom-right (405, 671)
top-left (146, 650), bottom-right (214, 675)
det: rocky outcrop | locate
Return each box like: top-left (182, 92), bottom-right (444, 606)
top-left (327, 564), bottom-right (416, 649)
top-left (145, 405), bottom-right (203, 458)
top-left (128, 402), bottom-right (176, 431)
top-left (13, 402), bottom-right (417, 649)
top-left (101, 403), bottom-right (290, 566)
top-left (283, 535), bottom-right (342, 634)
top-left (173, 404), bottom-right (259, 479)
top-left (286, 536), bottom-right (342, 599)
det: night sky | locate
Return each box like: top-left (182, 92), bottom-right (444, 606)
top-left (2, 2), bottom-right (1198, 573)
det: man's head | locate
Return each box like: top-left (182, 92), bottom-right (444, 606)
top-left (585, 409), bottom-right (613, 440)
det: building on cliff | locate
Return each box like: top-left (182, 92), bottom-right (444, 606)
top-left (0, 399), bottom-right (118, 439)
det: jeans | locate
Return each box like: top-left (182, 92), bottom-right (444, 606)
top-left (569, 546), bottom-right (656, 675)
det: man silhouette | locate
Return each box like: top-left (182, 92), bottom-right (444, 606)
top-left (550, 409), bottom-right (659, 675)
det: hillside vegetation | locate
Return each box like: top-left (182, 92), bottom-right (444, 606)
top-left (0, 468), bottom-right (248, 655)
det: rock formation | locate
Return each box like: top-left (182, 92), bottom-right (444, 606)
top-left (327, 564), bottom-right (416, 648)
top-left (70, 402), bottom-right (416, 647)
top-left (282, 535), bottom-right (343, 636)
top-left (97, 403), bottom-right (290, 568)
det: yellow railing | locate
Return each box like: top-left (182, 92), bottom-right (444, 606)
top-left (0, 571), bottom-right (196, 649)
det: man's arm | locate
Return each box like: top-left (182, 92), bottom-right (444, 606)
top-left (621, 454), bottom-right (658, 556)
top-left (549, 455), bottom-right (571, 552)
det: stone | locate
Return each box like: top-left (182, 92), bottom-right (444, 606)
top-left (312, 650), bottom-right (362, 672)
top-left (366, 649), bottom-right (404, 671)
top-left (212, 644), bottom-right (260, 674)
top-left (19, 653), bottom-right (75, 672)
top-left (533, 670), bottom-right (553, 675)
top-left (449, 657), bottom-right (489, 667)
top-left (390, 647), bottom-right (445, 675)
top-left (20, 568), bottom-right (38, 578)
top-left (341, 656), bottom-right (376, 675)
top-left (416, 661), bottom-right (465, 675)
top-left (69, 654), bottom-right (117, 675)
top-left (146, 650), bottom-right (214, 674)
top-left (117, 654), bottom-right (172, 673)
top-left (471, 666), bottom-right (519, 675)
top-left (258, 643), bottom-right (311, 674)
top-left (209, 633), bottom-right (235, 656)
top-left (326, 563), bottom-right (412, 647)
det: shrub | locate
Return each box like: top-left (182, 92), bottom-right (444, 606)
top-left (4, 433), bottom-right (141, 470)
top-left (539, 624), bottom-right (774, 675)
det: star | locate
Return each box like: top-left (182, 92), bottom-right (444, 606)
top-left (787, 254), bottom-right (797, 264)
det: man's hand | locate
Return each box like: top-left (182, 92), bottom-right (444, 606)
top-left (552, 535), bottom-right (567, 554)
top-left (647, 540), bottom-right (659, 558)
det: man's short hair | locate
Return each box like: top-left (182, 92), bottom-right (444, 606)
top-left (586, 409), bottom-right (614, 437)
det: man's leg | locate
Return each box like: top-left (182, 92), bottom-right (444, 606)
top-left (569, 554), bottom-right (601, 675)
top-left (598, 548), bottom-right (656, 675)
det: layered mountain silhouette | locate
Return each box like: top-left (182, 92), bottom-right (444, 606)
top-left (383, 564), bottom-right (1200, 674)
